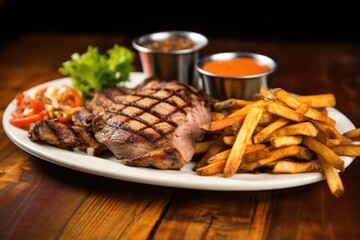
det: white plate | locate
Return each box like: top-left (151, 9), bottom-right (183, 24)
top-left (3, 72), bottom-right (356, 191)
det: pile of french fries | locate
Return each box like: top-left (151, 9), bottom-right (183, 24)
top-left (194, 87), bottom-right (360, 197)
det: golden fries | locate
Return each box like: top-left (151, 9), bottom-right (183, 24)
top-left (193, 87), bottom-right (359, 198)
top-left (270, 122), bottom-right (319, 138)
top-left (196, 160), bottom-right (226, 176)
top-left (194, 140), bottom-right (216, 154)
top-left (239, 145), bottom-right (302, 171)
top-left (272, 160), bottom-right (321, 173)
top-left (210, 112), bottom-right (226, 121)
top-left (331, 145), bottom-right (360, 156)
top-left (270, 135), bottom-right (303, 148)
top-left (200, 115), bottom-right (245, 131)
top-left (213, 99), bottom-right (253, 111)
top-left (266, 102), bottom-right (305, 122)
top-left (194, 136), bottom-right (227, 170)
top-left (224, 107), bottom-right (264, 177)
top-left (343, 128), bottom-right (360, 141)
top-left (317, 155), bottom-right (344, 198)
top-left (303, 137), bottom-right (345, 171)
top-left (296, 94), bottom-right (336, 108)
top-left (253, 118), bottom-right (290, 144)
top-left (274, 88), bottom-right (336, 126)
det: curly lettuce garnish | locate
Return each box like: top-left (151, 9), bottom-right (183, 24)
top-left (59, 44), bottom-right (134, 100)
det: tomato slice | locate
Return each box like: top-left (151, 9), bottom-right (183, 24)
top-left (9, 114), bottom-right (44, 129)
top-left (61, 87), bottom-right (82, 107)
top-left (30, 99), bottom-right (45, 114)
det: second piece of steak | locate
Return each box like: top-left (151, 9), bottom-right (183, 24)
top-left (28, 120), bottom-right (107, 155)
top-left (90, 80), bottom-right (212, 169)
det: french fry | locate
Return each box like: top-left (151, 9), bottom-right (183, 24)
top-left (242, 147), bottom-right (270, 163)
top-left (207, 149), bottom-right (231, 163)
top-left (274, 88), bottom-right (336, 126)
top-left (315, 131), bottom-right (341, 148)
top-left (194, 140), bottom-right (216, 154)
top-left (224, 107), bottom-right (264, 177)
top-left (318, 155), bottom-right (344, 198)
top-left (253, 118), bottom-right (290, 144)
top-left (196, 159), bottom-right (226, 176)
top-left (340, 135), bottom-right (354, 145)
top-left (213, 99), bottom-right (253, 111)
top-left (222, 137), bottom-right (267, 150)
top-left (266, 101), bottom-right (305, 122)
top-left (343, 128), bottom-right (360, 141)
top-left (230, 121), bottom-right (266, 133)
top-left (304, 108), bottom-right (336, 126)
top-left (223, 148), bottom-right (275, 166)
top-left (294, 146), bottom-right (312, 160)
top-left (223, 135), bottom-right (236, 145)
top-left (274, 89), bottom-right (336, 109)
top-left (227, 100), bottom-right (268, 118)
top-left (223, 135), bottom-right (248, 146)
top-left (259, 87), bottom-right (276, 100)
top-left (258, 110), bottom-right (275, 126)
top-left (270, 122), bottom-right (319, 138)
top-left (311, 119), bottom-right (343, 143)
top-left (270, 135), bottom-right (303, 148)
top-left (273, 88), bottom-right (301, 109)
top-left (297, 94), bottom-right (336, 108)
top-left (200, 115), bottom-right (245, 131)
top-left (244, 144), bottom-right (267, 153)
top-left (194, 137), bottom-right (227, 170)
top-left (239, 145), bottom-right (302, 171)
top-left (331, 145), bottom-right (360, 156)
top-left (272, 160), bottom-right (321, 173)
top-left (317, 107), bottom-right (328, 115)
top-left (211, 112), bottom-right (226, 121)
top-left (303, 137), bottom-right (345, 171)
top-left (295, 102), bottom-right (310, 114)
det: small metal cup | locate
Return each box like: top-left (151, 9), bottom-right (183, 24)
top-left (132, 30), bottom-right (208, 89)
top-left (197, 52), bottom-right (277, 100)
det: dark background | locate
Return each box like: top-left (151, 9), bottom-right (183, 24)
top-left (1, 1), bottom-right (360, 47)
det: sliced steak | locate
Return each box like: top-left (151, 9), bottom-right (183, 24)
top-left (90, 80), bottom-right (211, 169)
top-left (28, 120), bottom-right (107, 155)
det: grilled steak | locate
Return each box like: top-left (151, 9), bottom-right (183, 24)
top-left (28, 120), bottom-right (106, 155)
top-left (71, 108), bottom-right (94, 130)
top-left (28, 78), bottom-right (212, 170)
top-left (89, 79), bottom-right (211, 169)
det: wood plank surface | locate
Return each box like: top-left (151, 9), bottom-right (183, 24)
top-left (0, 34), bottom-right (359, 240)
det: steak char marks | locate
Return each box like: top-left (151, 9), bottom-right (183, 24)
top-left (28, 120), bottom-right (106, 154)
top-left (90, 79), bottom-right (211, 169)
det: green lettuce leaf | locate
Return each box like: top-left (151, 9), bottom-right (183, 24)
top-left (59, 44), bottom-right (134, 100)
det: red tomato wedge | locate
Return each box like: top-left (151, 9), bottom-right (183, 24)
top-left (60, 87), bottom-right (83, 107)
top-left (9, 114), bottom-right (44, 129)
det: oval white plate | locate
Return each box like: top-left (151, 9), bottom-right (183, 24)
top-left (3, 72), bottom-right (356, 191)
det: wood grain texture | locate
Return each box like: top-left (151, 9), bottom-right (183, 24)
top-left (154, 190), bottom-right (256, 239)
top-left (0, 34), bottom-right (359, 240)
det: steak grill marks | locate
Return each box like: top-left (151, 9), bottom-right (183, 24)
top-left (45, 120), bottom-right (86, 147)
top-left (28, 119), bottom-right (105, 152)
top-left (97, 86), bottom-right (199, 145)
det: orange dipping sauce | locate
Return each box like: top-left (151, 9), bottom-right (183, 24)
top-left (202, 57), bottom-right (271, 76)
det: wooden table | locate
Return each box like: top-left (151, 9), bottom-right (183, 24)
top-left (1, 34), bottom-right (359, 239)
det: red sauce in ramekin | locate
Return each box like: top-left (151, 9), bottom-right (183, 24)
top-left (202, 58), bottom-right (271, 76)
